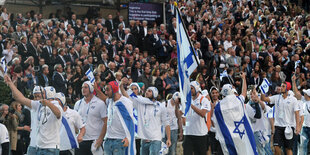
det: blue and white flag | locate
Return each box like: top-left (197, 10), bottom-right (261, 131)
top-left (259, 78), bottom-right (271, 94)
top-left (220, 70), bottom-right (228, 81)
top-left (60, 116), bottom-right (79, 151)
top-left (85, 68), bottom-right (95, 84)
top-left (1, 57), bottom-right (7, 74)
top-left (115, 101), bottom-right (136, 155)
top-left (213, 95), bottom-right (258, 155)
top-left (176, 8), bottom-right (199, 115)
top-left (295, 60), bottom-right (301, 71)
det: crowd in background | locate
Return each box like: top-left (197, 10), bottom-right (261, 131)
top-left (0, 0), bottom-right (309, 154)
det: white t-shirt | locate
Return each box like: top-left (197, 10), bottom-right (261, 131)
top-left (301, 97), bottom-right (310, 127)
top-left (27, 106), bottom-right (38, 147)
top-left (0, 123), bottom-right (9, 153)
top-left (31, 100), bottom-right (63, 149)
top-left (269, 94), bottom-right (299, 127)
top-left (60, 108), bottom-right (84, 151)
top-left (246, 101), bottom-right (271, 132)
top-left (184, 94), bottom-right (211, 136)
top-left (129, 92), bottom-right (169, 141)
top-left (210, 99), bottom-right (220, 132)
top-left (165, 99), bottom-right (178, 130)
top-left (74, 96), bottom-right (107, 140)
top-left (105, 96), bottom-right (134, 139)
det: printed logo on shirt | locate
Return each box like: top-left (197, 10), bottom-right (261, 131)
top-left (91, 106), bottom-right (96, 109)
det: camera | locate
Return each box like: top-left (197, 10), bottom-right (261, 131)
top-left (9, 107), bottom-right (15, 114)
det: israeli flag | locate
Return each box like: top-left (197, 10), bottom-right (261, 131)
top-left (213, 95), bottom-right (258, 155)
top-left (60, 116), bottom-right (78, 150)
top-left (176, 8), bottom-right (199, 115)
top-left (115, 101), bottom-right (136, 155)
top-left (1, 57), bottom-right (7, 74)
top-left (220, 70), bottom-right (228, 81)
top-left (295, 60), bottom-right (301, 70)
top-left (259, 78), bottom-right (271, 94)
top-left (85, 68), bottom-right (95, 84)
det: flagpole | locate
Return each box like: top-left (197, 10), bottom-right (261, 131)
top-left (175, 8), bottom-right (199, 65)
top-left (175, 7), bottom-right (214, 103)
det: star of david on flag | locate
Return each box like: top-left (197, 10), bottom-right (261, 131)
top-left (233, 117), bottom-right (245, 139)
top-left (176, 8), bottom-right (199, 115)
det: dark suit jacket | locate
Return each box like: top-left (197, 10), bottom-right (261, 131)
top-left (125, 34), bottom-right (136, 47)
top-left (18, 43), bottom-right (28, 61)
top-left (249, 76), bottom-right (263, 86)
top-left (37, 73), bottom-right (51, 87)
top-left (26, 43), bottom-right (39, 66)
top-left (303, 30), bottom-right (310, 37)
top-left (52, 72), bottom-right (67, 95)
top-left (105, 20), bottom-right (114, 33)
top-left (114, 29), bottom-right (125, 41)
top-left (41, 46), bottom-right (53, 65)
top-left (55, 55), bottom-right (66, 68)
top-left (221, 75), bottom-right (235, 86)
top-left (64, 53), bottom-right (78, 66)
top-left (107, 44), bottom-right (119, 61)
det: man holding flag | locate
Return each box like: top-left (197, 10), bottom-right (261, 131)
top-left (175, 1), bottom-right (199, 117)
top-left (213, 72), bottom-right (259, 155)
top-left (182, 81), bottom-right (210, 154)
top-left (176, 5), bottom-right (210, 154)
top-left (261, 81), bottom-right (300, 155)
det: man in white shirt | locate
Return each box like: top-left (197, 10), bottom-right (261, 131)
top-left (103, 81), bottom-right (135, 155)
top-left (74, 81), bottom-right (107, 155)
top-left (4, 75), bottom-right (63, 155)
top-left (182, 81), bottom-right (211, 155)
top-left (246, 88), bottom-right (270, 155)
top-left (292, 76), bottom-right (309, 155)
top-left (163, 92), bottom-right (182, 155)
top-left (27, 86), bottom-right (44, 155)
top-left (55, 92), bottom-right (85, 155)
top-left (0, 122), bottom-right (9, 155)
top-left (208, 86), bottom-right (223, 155)
top-left (261, 81), bottom-right (300, 155)
top-left (119, 79), bottom-right (171, 155)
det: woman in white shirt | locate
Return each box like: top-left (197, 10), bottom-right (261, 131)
top-left (1, 8), bottom-right (9, 21)
top-left (2, 41), bottom-right (14, 63)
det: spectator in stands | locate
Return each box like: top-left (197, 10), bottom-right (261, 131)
top-left (52, 64), bottom-right (67, 95)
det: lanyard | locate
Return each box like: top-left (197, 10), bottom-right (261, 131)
top-left (144, 103), bottom-right (158, 117)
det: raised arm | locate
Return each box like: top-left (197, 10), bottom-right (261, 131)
top-left (120, 78), bottom-right (129, 98)
top-left (240, 72), bottom-right (247, 98)
top-left (41, 99), bottom-right (61, 119)
top-left (4, 75), bottom-right (32, 108)
top-left (260, 93), bottom-right (271, 103)
top-left (94, 82), bottom-right (108, 102)
top-left (292, 75), bottom-right (302, 100)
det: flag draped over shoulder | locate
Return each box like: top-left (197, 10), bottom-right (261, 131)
top-left (60, 116), bottom-right (79, 150)
top-left (213, 95), bottom-right (258, 155)
top-left (176, 8), bottom-right (199, 116)
top-left (115, 101), bottom-right (135, 155)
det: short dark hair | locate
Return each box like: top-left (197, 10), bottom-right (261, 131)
top-left (160, 70), bottom-right (167, 76)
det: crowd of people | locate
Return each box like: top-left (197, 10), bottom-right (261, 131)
top-left (0, 0), bottom-right (309, 154)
